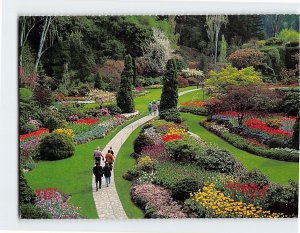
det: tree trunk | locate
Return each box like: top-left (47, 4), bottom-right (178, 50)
top-left (34, 17), bottom-right (52, 72)
top-left (214, 30), bottom-right (219, 64)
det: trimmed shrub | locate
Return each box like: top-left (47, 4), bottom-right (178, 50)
top-left (196, 148), bottom-right (239, 174)
top-left (134, 134), bottom-right (155, 154)
top-left (166, 140), bottom-right (196, 162)
top-left (178, 106), bottom-right (208, 116)
top-left (43, 115), bottom-right (65, 132)
top-left (39, 133), bottom-right (75, 160)
top-left (19, 171), bottom-right (36, 205)
top-left (240, 169), bottom-right (270, 187)
top-left (264, 180), bottom-right (298, 217)
top-left (159, 108), bottom-right (182, 123)
top-left (105, 104), bottom-right (122, 115)
top-left (171, 178), bottom-right (201, 201)
top-left (20, 203), bottom-right (50, 219)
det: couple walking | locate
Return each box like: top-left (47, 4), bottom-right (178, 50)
top-left (92, 146), bottom-right (115, 191)
top-left (148, 100), bottom-right (159, 116)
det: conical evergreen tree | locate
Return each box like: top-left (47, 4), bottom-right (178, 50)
top-left (159, 59), bottom-right (178, 112)
top-left (117, 54), bottom-right (135, 113)
top-left (94, 73), bottom-right (104, 89)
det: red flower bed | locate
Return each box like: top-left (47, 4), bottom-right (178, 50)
top-left (161, 134), bottom-right (182, 142)
top-left (74, 118), bottom-right (99, 125)
top-left (135, 86), bottom-right (145, 92)
top-left (245, 118), bottom-right (292, 137)
top-left (20, 128), bottom-right (49, 141)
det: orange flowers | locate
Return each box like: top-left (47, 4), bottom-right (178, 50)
top-left (181, 101), bottom-right (205, 108)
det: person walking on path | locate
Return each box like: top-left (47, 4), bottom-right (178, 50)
top-left (157, 100), bottom-right (160, 112)
top-left (105, 150), bottom-right (115, 167)
top-left (93, 162), bottom-right (103, 191)
top-left (152, 102), bottom-right (158, 115)
top-left (108, 146), bottom-right (114, 156)
top-left (103, 162), bottom-right (112, 187)
top-left (93, 146), bottom-right (104, 163)
top-left (147, 102), bottom-right (152, 115)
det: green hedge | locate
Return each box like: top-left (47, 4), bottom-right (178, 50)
top-left (178, 106), bottom-right (208, 116)
top-left (200, 122), bottom-right (299, 162)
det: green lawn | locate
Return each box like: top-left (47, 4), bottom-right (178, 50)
top-left (114, 126), bottom-right (145, 219)
top-left (25, 114), bottom-right (145, 218)
top-left (178, 88), bottom-right (206, 104)
top-left (181, 112), bottom-right (299, 185)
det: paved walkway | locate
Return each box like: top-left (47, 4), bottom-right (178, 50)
top-left (92, 88), bottom-right (199, 219)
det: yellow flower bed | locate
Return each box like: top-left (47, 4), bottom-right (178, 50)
top-left (191, 183), bottom-right (285, 218)
top-left (166, 127), bottom-right (187, 137)
top-left (53, 128), bottom-right (74, 138)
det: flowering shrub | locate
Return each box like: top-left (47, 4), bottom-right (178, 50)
top-left (138, 171), bottom-right (157, 184)
top-left (99, 108), bottom-right (110, 116)
top-left (28, 119), bottom-right (42, 129)
top-left (68, 114), bottom-right (79, 122)
top-left (53, 128), bottom-right (75, 138)
top-left (35, 188), bottom-right (81, 219)
top-left (131, 184), bottom-right (188, 218)
top-left (141, 142), bottom-right (170, 162)
top-left (75, 118), bottom-right (99, 125)
top-left (20, 128), bottom-right (49, 141)
top-left (86, 89), bottom-right (116, 104)
top-left (187, 183), bottom-right (285, 218)
top-left (137, 156), bottom-right (157, 172)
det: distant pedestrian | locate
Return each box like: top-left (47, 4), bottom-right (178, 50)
top-left (147, 102), bottom-right (152, 115)
top-left (105, 150), bottom-right (115, 167)
top-left (157, 100), bottom-right (160, 111)
top-left (103, 162), bottom-right (112, 187)
top-left (93, 162), bottom-right (103, 191)
top-left (108, 146), bottom-right (114, 156)
top-left (152, 103), bottom-right (158, 115)
top-left (93, 146), bottom-right (104, 163)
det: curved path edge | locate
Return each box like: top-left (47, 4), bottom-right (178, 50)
top-left (92, 88), bottom-right (200, 219)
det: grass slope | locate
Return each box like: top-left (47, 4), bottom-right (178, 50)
top-left (181, 112), bottom-right (299, 185)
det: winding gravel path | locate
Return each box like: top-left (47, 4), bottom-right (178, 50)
top-left (92, 88), bottom-right (199, 219)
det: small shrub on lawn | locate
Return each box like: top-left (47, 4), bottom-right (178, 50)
top-left (134, 134), bottom-right (155, 154)
top-left (171, 178), bottom-right (201, 201)
top-left (166, 140), bottom-right (196, 162)
top-left (159, 108), bottom-right (182, 123)
top-left (39, 133), bottom-right (75, 160)
top-left (178, 106), bottom-right (208, 116)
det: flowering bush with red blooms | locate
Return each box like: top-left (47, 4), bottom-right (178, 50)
top-left (224, 180), bottom-right (269, 205)
top-left (181, 101), bottom-right (205, 109)
top-left (135, 86), bottom-right (145, 92)
top-left (245, 118), bottom-right (293, 137)
top-left (74, 118), bottom-right (99, 125)
top-left (35, 188), bottom-right (81, 219)
top-left (20, 128), bottom-right (49, 141)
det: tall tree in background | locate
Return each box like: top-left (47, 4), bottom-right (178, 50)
top-left (94, 73), bottom-right (105, 90)
top-left (206, 15), bottom-right (228, 64)
top-left (219, 34), bottom-right (227, 63)
top-left (159, 59), bottom-right (178, 112)
top-left (117, 55), bottom-right (135, 113)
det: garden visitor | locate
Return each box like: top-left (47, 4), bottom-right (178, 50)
top-left (157, 100), bottom-right (160, 111)
top-left (93, 162), bottom-right (103, 191)
top-left (93, 146), bottom-right (104, 163)
top-left (105, 150), bottom-right (115, 167)
top-left (147, 102), bottom-right (152, 115)
top-left (108, 146), bottom-right (114, 156)
top-left (152, 102), bottom-right (158, 115)
top-left (103, 162), bottom-right (112, 187)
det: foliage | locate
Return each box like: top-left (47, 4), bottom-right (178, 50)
top-left (94, 73), bottom-right (105, 89)
top-left (131, 184), bottom-right (188, 218)
top-left (159, 59), bottom-right (178, 112)
top-left (218, 34), bottom-right (227, 63)
top-left (19, 171), bottom-right (37, 205)
top-left (105, 104), bottom-right (122, 115)
top-left (278, 29), bottom-right (300, 43)
top-left (134, 133), bottom-right (155, 154)
top-left (264, 181), bottom-right (298, 216)
top-left (171, 178), bottom-right (201, 201)
top-left (166, 140), bottom-right (196, 161)
top-left (278, 91), bottom-right (300, 116)
top-left (20, 203), bottom-right (50, 219)
top-left (117, 54), bottom-right (135, 113)
top-left (33, 84), bottom-right (53, 107)
top-left (292, 112), bottom-right (299, 149)
top-left (39, 132), bottom-right (75, 160)
top-left (178, 106), bottom-right (208, 116)
top-left (159, 108), bottom-right (182, 123)
top-left (86, 89), bottom-right (116, 104)
top-left (205, 65), bottom-right (262, 91)
top-left (228, 48), bottom-right (265, 69)
top-left (240, 169), bottom-right (270, 187)
top-left (136, 156), bottom-right (157, 172)
top-left (20, 88), bottom-right (33, 102)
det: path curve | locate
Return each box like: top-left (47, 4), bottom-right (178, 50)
top-left (92, 88), bottom-right (200, 219)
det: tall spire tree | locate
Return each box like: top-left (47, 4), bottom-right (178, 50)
top-left (159, 59), bottom-right (178, 112)
top-left (117, 54), bottom-right (135, 113)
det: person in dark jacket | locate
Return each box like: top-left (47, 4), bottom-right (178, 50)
top-left (103, 162), bottom-right (112, 187)
top-left (93, 162), bottom-right (103, 191)
top-left (108, 146), bottom-right (114, 156)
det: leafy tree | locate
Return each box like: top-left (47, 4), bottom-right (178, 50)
top-left (205, 65), bottom-right (262, 92)
top-left (160, 59), bottom-right (178, 112)
top-left (228, 48), bottom-right (265, 69)
top-left (94, 73), bottom-right (105, 89)
top-left (218, 34), bottom-right (227, 63)
top-left (206, 15), bottom-right (228, 63)
top-left (292, 111), bottom-right (299, 149)
top-left (278, 29), bottom-right (300, 42)
top-left (117, 54), bottom-right (135, 113)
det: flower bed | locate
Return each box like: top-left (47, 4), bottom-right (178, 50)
top-left (179, 101), bottom-right (208, 116)
top-left (181, 100), bottom-right (205, 108)
top-left (35, 188), bottom-right (82, 219)
top-left (201, 121), bottom-right (299, 162)
top-left (131, 184), bottom-right (188, 218)
top-left (74, 118), bottom-right (100, 125)
top-left (186, 183), bottom-right (285, 218)
top-left (20, 128), bottom-right (49, 142)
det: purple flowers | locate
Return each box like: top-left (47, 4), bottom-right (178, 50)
top-left (141, 142), bottom-right (170, 162)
